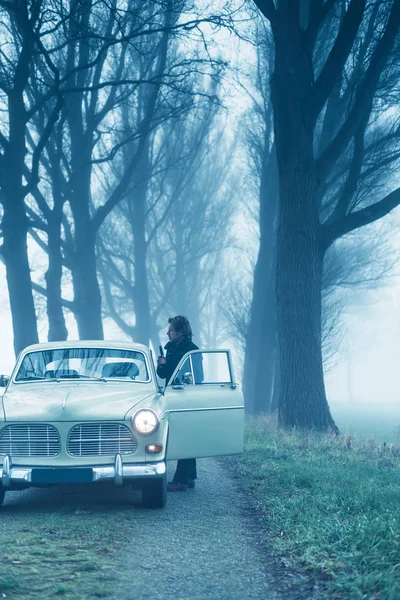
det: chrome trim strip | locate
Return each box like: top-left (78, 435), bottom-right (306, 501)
top-left (162, 406), bottom-right (244, 418)
top-left (0, 461), bottom-right (166, 488)
top-left (189, 355), bottom-right (194, 384)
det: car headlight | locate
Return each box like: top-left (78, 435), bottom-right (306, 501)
top-left (133, 409), bottom-right (159, 435)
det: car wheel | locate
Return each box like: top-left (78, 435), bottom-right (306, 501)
top-left (141, 475), bottom-right (167, 509)
top-left (0, 485), bottom-right (5, 507)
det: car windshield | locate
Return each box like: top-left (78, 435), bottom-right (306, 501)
top-left (15, 348), bottom-right (149, 383)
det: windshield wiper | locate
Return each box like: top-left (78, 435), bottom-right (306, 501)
top-left (17, 375), bottom-right (105, 382)
top-left (17, 376), bottom-right (55, 382)
top-left (72, 374), bottom-right (106, 381)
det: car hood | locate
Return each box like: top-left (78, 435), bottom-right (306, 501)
top-left (2, 382), bottom-right (157, 422)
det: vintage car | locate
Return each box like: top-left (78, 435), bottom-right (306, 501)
top-left (0, 341), bottom-right (244, 508)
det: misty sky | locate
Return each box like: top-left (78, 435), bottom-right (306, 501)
top-left (2, 238), bottom-right (400, 411)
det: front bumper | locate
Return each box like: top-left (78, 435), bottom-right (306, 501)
top-left (0, 454), bottom-right (166, 488)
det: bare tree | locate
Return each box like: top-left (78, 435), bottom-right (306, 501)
top-left (99, 100), bottom-right (236, 348)
top-left (250, 0), bottom-right (400, 429)
top-left (0, 0), bottom-right (232, 354)
top-left (0, 0), bottom-right (63, 353)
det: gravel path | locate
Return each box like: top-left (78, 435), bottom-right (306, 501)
top-left (3, 458), bottom-right (280, 600)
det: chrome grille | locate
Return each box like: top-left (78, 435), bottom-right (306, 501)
top-left (67, 424), bottom-right (136, 456)
top-left (0, 424), bottom-right (60, 457)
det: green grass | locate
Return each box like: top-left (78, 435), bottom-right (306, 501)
top-left (227, 416), bottom-right (400, 599)
top-left (0, 496), bottom-right (137, 599)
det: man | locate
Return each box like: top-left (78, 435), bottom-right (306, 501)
top-left (157, 315), bottom-right (201, 491)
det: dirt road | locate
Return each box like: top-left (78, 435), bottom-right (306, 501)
top-left (2, 458), bottom-right (279, 600)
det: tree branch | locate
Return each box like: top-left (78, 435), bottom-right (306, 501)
top-left (324, 114), bottom-right (369, 225)
top-left (253, 0), bottom-right (276, 22)
top-left (307, 0), bottom-right (336, 44)
top-left (24, 93), bottom-right (63, 194)
top-left (317, 0), bottom-right (400, 180)
top-left (31, 281), bottom-right (75, 311)
top-left (311, 0), bottom-right (367, 120)
top-left (323, 187), bottom-right (400, 248)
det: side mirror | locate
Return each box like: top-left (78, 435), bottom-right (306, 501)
top-left (171, 375), bottom-right (184, 390)
top-left (183, 372), bottom-right (193, 385)
top-left (0, 375), bottom-right (10, 388)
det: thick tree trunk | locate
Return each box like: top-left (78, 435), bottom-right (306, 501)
top-left (1, 200), bottom-right (39, 355)
top-left (70, 230), bottom-right (104, 340)
top-left (243, 145), bottom-right (278, 413)
top-left (1, 81), bottom-right (39, 355)
top-left (0, 1), bottom-right (65, 353)
top-left (243, 236), bottom-right (277, 413)
top-left (270, 349), bottom-right (280, 413)
top-left (188, 278), bottom-right (201, 346)
top-left (65, 2), bottom-right (103, 341)
top-left (270, 13), bottom-right (337, 431)
top-left (173, 232), bottom-right (201, 342)
top-left (67, 121), bottom-right (103, 339)
top-left (276, 181), bottom-right (334, 429)
top-left (68, 167), bottom-right (104, 339)
top-left (132, 171), bottom-right (151, 346)
top-left (45, 215), bottom-right (68, 341)
top-left (68, 163), bottom-right (103, 340)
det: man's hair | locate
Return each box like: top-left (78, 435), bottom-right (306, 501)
top-left (168, 315), bottom-right (193, 341)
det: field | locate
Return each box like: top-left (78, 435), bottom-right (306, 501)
top-left (0, 494), bottom-right (133, 599)
top-left (227, 416), bottom-right (400, 599)
top-left (331, 402), bottom-right (400, 442)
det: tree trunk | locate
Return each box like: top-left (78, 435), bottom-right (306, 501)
top-left (132, 154), bottom-right (151, 346)
top-left (270, 14), bottom-right (337, 431)
top-left (1, 200), bottom-right (39, 355)
top-left (46, 214), bottom-right (68, 341)
top-left (70, 228), bottom-right (104, 340)
top-left (1, 80), bottom-right (39, 355)
top-left (243, 235), bottom-right (277, 413)
top-left (270, 348), bottom-right (280, 413)
top-left (0, 0), bottom-right (66, 353)
top-left (65, 1), bottom-right (104, 340)
top-left (69, 162), bottom-right (104, 340)
top-left (276, 190), bottom-right (334, 429)
top-left (243, 144), bottom-right (278, 413)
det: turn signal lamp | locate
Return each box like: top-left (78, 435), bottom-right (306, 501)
top-left (145, 444), bottom-right (163, 454)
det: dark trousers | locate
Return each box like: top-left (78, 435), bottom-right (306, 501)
top-left (172, 459), bottom-right (197, 484)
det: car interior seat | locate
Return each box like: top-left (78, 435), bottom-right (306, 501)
top-left (101, 362), bottom-right (139, 379)
top-left (44, 369), bottom-right (79, 378)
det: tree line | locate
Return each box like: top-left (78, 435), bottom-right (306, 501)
top-left (0, 0), bottom-right (399, 430)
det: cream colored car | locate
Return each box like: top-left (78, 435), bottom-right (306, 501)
top-left (0, 341), bottom-right (244, 508)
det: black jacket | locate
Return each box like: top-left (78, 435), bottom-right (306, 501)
top-left (156, 339), bottom-right (199, 385)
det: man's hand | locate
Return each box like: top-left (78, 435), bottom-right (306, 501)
top-left (157, 356), bottom-right (166, 366)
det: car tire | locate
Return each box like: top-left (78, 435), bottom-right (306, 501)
top-left (0, 485), bottom-right (5, 507)
top-left (141, 475), bottom-right (167, 509)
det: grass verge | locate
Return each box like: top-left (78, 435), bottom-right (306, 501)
top-left (226, 416), bottom-right (400, 599)
top-left (0, 488), bottom-right (144, 599)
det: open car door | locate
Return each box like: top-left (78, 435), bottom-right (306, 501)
top-left (164, 350), bottom-right (244, 460)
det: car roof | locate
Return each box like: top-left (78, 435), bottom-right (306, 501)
top-left (20, 340), bottom-right (150, 354)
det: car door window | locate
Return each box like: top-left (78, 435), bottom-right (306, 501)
top-left (173, 351), bottom-right (231, 385)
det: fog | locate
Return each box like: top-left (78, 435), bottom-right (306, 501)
top-left (2, 252), bottom-right (400, 441)
top-left (1, 0), bottom-right (400, 435)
